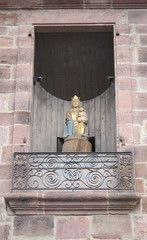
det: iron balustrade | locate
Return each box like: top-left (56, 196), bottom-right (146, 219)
top-left (12, 152), bottom-right (134, 191)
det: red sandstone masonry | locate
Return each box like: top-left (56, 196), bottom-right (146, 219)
top-left (0, 126), bottom-right (8, 145)
top-left (134, 216), bottom-right (147, 240)
top-left (56, 216), bottom-right (90, 239)
top-left (13, 216), bottom-right (54, 237)
top-left (140, 35), bottom-right (147, 46)
top-left (136, 25), bottom-right (147, 34)
top-left (13, 125), bottom-right (28, 145)
top-left (116, 46), bottom-right (130, 63)
top-left (128, 10), bottom-right (147, 24)
top-left (16, 65), bottom-right (31, 80)
top-left (16, 79), bottom-right (30, 92)
top-left (0, 12), bottom-right (18, 25)
top-left (134, 145), bottom-right (147, 162)
top-left (0, 37), bottom-right (14, 47)
top-left (0, 26), bottom-right (7, 35)
top-left (15, 92), bottom-right (30, 111)
top-left (0, 80), bottom-right (15, 93)
top-left (1, 145), bottom-right (13, 163)
top-left (118, 92), bottom-right (132, 109)
top-left (138, 47), bottom-right (147, 62)
top-left (18, 48), bottom-right (32, 64)
top-left (92, 215), bottom-right (132, 239)
top-left (0, 113), bottom-right (14, 125)
top-left (0, 49), bottom-right (17, 65)
top-left (135, 178), bottom-right (144, 193)
top-left (135, 163), bottom-right (147, 178)
top-left (133, 93), bottom-right (147, 109)
top-left (0, 66), bottom-right (11, 79)
top-left (133, 125), bottom-right (141, 145)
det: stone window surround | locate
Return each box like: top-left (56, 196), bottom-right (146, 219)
top-left (5, 10), bottom-right (141, 215)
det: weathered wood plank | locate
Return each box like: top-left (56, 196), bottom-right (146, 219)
top-left (31, 85), bottom-right (116, 152)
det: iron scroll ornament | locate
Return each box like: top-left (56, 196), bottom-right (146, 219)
top-left (12, 152), bottom-right (133, 191)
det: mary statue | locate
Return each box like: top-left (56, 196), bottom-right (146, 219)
top-left (63, 95), bottom-right (88, 138)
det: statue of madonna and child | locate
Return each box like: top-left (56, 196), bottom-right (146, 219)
top-left (63, 95), bottom-right (92, 152)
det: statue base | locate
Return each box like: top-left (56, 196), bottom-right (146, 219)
top-left (62, 136), bottom-right (92, 152)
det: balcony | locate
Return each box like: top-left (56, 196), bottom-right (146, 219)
top-left (12, 152), bottom-right (134, 191)
top-left (5, 152), bottom-right (140, 215)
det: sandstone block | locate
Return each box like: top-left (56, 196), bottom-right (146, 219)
top-left (118, 92), bottom-right (132, 109)
top-left (134, 145), bottom-right (147, 162)
top-left (92, 215), bottom-right (132, 239)
top-left (133, 93), bottom-right (147, 109)
top-left (142, 196), bottom-right (147, 214)
top-left (8, 26), bottom-right (18, 36)
top-left (134, 178), bottom-right (144, 193)
top-left (0, 225), bottom-right (11, 240)
top-left (117, 46), bottom-right (130, 63)
top-left (134, 111), bottom-right (147, 125)
top-left (18, 37), bottom-right (32, 48)
top-left (117, 64), bottom-right (131, 77)
top-left (0, 26), bottom-right (7, 35)
top-left (138, 47), bottom-right (147, 62)
top-left (140, 35), bottom-right (147, 46)
top-left (119, 110), bottom-right (132, 124)
top-left (134, 216), bottom-right (147, 240)
top-left (8, 93), bottom-right (15, 111)
top-left (131, 64), bottom-right (147, 78)
top-left (128, 11), bottom-right (147, 24)
top-left (14, 112), bottom-right (30, 125)
top-left (0, 12), bottom-right (18, 25)
top-left (119, 124), bottom-right (133, 144)
top-left (116, 35), bottom-right (129, 46)
top-left (0, 163), bottom-right (11, 179)
top-left (16, 65), bottom-right (31, 80)
top-left (56, 216), bottom-right (90, 239)
top-left (0, 66), bottom-right (11, 79)
top-left (0, 126), bottom-right (8, 144)
top-left (133, 125), bottom-right (141, 145)
top-left (2, 145), bottom-right (12, 163)
top-left (0, 95), bottom-right (8, 112)
top-left (135, 163), bottom-right (147, 178)
top-left (0, 37), bottom-right (13, 47)
top-left (136, 25), bottom-right (147, 34)
top-left (118, 77), bottom-right (132, 91)
top-left (0, 113), bottom-right (14, 125)
top-left (0, 49), bottom-right (17, 64)
top-left (0, 80), bottom-right (15, 93)
top-left (14, 216), bottom-right (54, 237)
top-left (15, 92), bottom-right (30, 111)
top-left (0, 179), bottom-right (10, 195)
top-left (16, 79), bottom-right (30, 92)
top-left (13, 125), bottom-right (28, 144)
top-left (18, 48), bottom-right (32, 64)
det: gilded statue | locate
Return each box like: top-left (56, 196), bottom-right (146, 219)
top-left (63, 95), bottom-right (88, 138)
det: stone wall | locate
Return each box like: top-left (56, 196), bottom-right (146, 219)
top-left (0, 9), bottom-right (147, 240)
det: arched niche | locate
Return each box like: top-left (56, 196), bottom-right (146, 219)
top-left (31, 83), bottom-right (116, 152)
top-left (31, 26), bottom-right (116, 152)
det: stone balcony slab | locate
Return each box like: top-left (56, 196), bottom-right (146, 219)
top-left (5, 191), bottom-right (141, 215)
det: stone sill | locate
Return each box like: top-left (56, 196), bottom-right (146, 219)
top-left (4, 191), bottom-right (141, 215)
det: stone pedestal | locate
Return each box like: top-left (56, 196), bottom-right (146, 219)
top-left (62, 136), bottom-right (92, 152)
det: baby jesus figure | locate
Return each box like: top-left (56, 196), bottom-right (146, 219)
top-left (77, 107), bottom-right (88, 136)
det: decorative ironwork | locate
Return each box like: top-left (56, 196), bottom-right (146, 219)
top-left (12, 152), bottom-right (134, 191)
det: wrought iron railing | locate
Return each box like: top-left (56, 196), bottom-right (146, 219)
top-left (12, 152), bottom-right (134, 191)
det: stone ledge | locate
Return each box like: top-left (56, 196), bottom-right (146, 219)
top-left (4, 191), bottom-right (141, 215)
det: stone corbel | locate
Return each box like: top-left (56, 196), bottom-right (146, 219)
top-left (4, 191), bottom-right (141, 215)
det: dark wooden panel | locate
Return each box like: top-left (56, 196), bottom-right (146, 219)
top-left (34, 31), bottom-right (114, 101)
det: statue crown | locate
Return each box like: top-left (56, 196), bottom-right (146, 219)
top-left (71, 95), bottom-right (80, 101)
